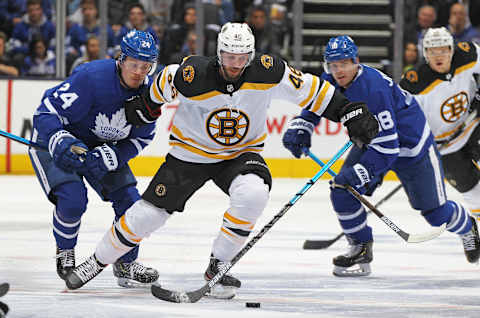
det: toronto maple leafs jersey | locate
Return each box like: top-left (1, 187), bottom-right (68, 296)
top-left (149, 54), bottom-right (347, 163)
top-left (322, 65), bottom-right (434, 177)
top-left (31, 59), bottom-right (156, 167)
top-left (400, 41), bottom-right (480, 155)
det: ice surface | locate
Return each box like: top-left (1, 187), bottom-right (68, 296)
top-left (1, 176), bottom-right (479, 318)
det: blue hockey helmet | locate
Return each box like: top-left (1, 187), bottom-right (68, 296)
top-left (120, 29), bottom-right (158, 63)
top-left (324, 35), bottom-right (358, 63)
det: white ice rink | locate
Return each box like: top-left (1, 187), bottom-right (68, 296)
top-left (1, 175), bottom-right (479, 318)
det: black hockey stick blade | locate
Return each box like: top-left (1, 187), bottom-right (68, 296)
top-left (151, 284), bottom-right (210, 303)
top-left (303, 232), bottom-right (344, 249)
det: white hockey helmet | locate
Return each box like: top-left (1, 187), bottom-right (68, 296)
top-left (422, 27), bottom-right (454, 62)
top-left (217, 22), bottom-right (255, 67)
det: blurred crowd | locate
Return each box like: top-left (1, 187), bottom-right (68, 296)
top-left (0, 0), bottom-right (293, 78)
top-left (402, 0), bottom-right (480, 74)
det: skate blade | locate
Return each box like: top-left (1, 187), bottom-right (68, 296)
top-left (205, 285), bottom-right (237, 299)
top-left (333, 263), bottom-right (371, 277)
top-left (117, 278), bottom-right (155, 289)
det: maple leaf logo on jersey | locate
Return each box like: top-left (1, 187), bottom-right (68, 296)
top-left (91, 110), bottom-right (132, 141)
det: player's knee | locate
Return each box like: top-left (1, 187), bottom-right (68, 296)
top-left (55, 182), bottom-right (88, 221)
top-left (125, 199), bottom-right (171, 238)
top-left (421, 201), bottom-right (453, 227)
top-left (330, 187), bottom-right (361, 213)
top-left (229, 174), bottom-right (269, 220)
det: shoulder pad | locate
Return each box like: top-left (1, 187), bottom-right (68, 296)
top-left (399, 64), bottom-right (434, 94)
top-left (173, 55), bottom-right (217, 98)
top-left (243, 54), bottom-right (285, 84)
top-left (452, 41), bottom-right (478, 70)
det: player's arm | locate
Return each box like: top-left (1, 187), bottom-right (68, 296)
top-left (124, 64), bottom-right (179, 126)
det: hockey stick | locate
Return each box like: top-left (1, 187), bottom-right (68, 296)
top-left (0, 129), bottom-right (46, 151)
top-left (306, 150), bottom-right (446, 243)
top-left (303, 183), bottom-right (403, 249)
top-left (151, 141), bottom-right (353, 303)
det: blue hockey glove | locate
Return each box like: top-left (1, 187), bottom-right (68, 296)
top-left (82, 144), bottom-right (119, 181)
top-left (331, 163), bottom-right (371, 191)
top-left (48, 130), bottom-right (88, 172)
top-left (282, 111), bottom-right (320, 158)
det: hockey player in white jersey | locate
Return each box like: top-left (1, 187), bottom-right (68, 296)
top-left (65, 23), bottom-right (379, 298)
top-left (400, 27), bottom-right (480, 221)
top-left (284, 35), bottom-right (480, 277)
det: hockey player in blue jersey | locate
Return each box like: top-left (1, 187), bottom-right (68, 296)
top-left (28, 30), bottom-right (160, 288)
top-left (283, 35), bottom-right (480, 277)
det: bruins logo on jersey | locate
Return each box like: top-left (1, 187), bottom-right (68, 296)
top-left (261, 55), bottom-right (273, 69)
top-left (183, 65), bottom-right (195, 83)
top-left (206, 108), bottom-right (250, 146)
top-left (441, 91), bottom-right (468, 123)
top-left (404, 70), bottom-right (418, 83)
top-left (458, 42), bottom-right (470, 53)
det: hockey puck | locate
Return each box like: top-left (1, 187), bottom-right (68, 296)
top-left (246, 302), bottom-right (261, 308)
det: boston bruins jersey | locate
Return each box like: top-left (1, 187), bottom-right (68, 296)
top-left (400, 41), bottom-right (480, 155)
top-left (149, 55), bottom-right (340, 163)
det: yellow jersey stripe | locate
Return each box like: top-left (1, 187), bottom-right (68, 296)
top-left (311, 80), bottom-right (331, 113)
top-left (419, 79), bottom-right (443, 95)
top-left (188, 90), bottom-right (223, 101)
top-left (239, 82), bottom-right (277, 91)
top-left (160, 65), bottom-right (169, 92)
top-left (299, 75), bottom-right (319, 108)
top-left (454, 62), bottom-right (475, 75)
top-left (169, 141), bottom-right (263, 159)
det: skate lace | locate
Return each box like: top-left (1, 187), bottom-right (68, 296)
top-left (56, 249), bottom-right (75, 267)
top-left (462, 231), bottom-right (476, 251)
top-left (129, 262), bottom-right (147, 276)
top-left (75, 257), bottom-right (102, 283)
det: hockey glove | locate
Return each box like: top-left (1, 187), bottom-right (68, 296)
top-left (340, 102), bottom-right (379, 148)
top-left (331, 163), bottom-right (371, 193)
top-left (470, 92), bottom-right (480, 117)
top-left (82, 144), bottom-right (119, 182)
top-left (49, 130), bottom-right (88, 173)
top-left (282, 113), bottom-right (319, 158)
top-left (124, 88), bottom-right (163, 126)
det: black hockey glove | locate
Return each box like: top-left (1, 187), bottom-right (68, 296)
top-left (124, 88), bottom-right (163, 126)
top-left (470, 92), bottom-right (480, 117)
top-left (340, 102), bottom-right (379, 148)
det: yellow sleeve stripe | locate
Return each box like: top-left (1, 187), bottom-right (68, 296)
top-left (311, 80), bottom-right (331, 113)
top-left (299, 75), bottom-right (319, 108)
top-left (454, 61), bottom-right (475, 75)
top-left (188, 90), bottom-right (223, 101)
top-left (171, 125), bottom-right (267, 151)
top-left (419, 79), bottom-right (443, 95)
top-left (169, 141), bottom-right (263, 159)
top-left (224, 211), bottom-right (251, 225)
top-left (160, 65), bottom-right (169, 92)
top-left (152, 85), bottom-right (166, 103)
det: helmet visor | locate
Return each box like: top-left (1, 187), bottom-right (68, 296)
top-left (123, 58), bottom-right (153, 74)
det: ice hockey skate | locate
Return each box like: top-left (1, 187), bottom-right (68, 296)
top-left (204, 256), bottom-right (241, 299)
top-left (56, 248), bottom-right (75, 280)
top-left (333, 240), bottom-right (373, 277)
top-left (461, 216), bottom-right (480, 264)
top-left (113, 261), bottom-right (159, 288)
top-left (65, 254), bottom-right (106, 290)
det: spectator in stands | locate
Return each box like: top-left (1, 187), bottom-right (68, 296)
top-left (0, 31), bottom-right (19, 76)
top-left (159, 2), bottom-right (197, 65)
top-left (66, 0), bottom-right (114, 73)
top-left (21, 35), bottom-right (55, 77)
top-left (402, 41), bottom-right (419, 74)
top-left (448, 2), bottom-right (480, 44)
top-left (70, 35), bottom-right (108, 74)
top-left (168, 30), bottom-right (197, 64)
top-left (246, 5), bottom-right (282, 56)
top-left (8, 0), bottom-right (55, 71)
top-left (116, 3), bottom-right (159, 48)
top-left (0, 0), bottom-right (52, 38)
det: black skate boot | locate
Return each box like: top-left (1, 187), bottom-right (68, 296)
top-left (65, 254), bottom-right (107, 290)
top-left (461, 216), bottom-right (480, 264)
top-left (333, 240), bottom-right (373, 277)
top-left (113, 261), bottom-right (159, 288)
top-left (204, 255), bottom-right (241, 299)
top-left (56, 247), bottom-right (75, 280)
top-left (0, 301), bottom-right (8, 318)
